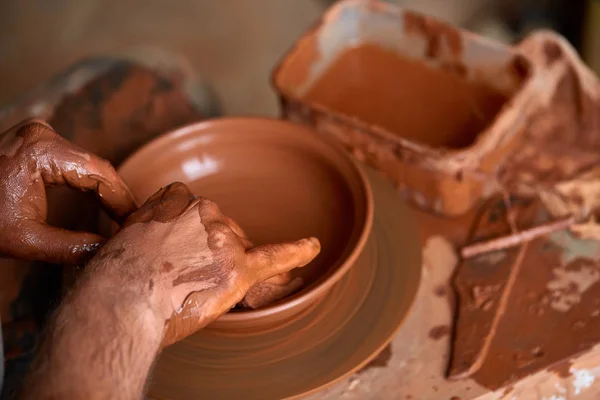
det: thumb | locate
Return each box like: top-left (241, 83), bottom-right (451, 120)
top-left (246, 237), bottom-right (321, 282)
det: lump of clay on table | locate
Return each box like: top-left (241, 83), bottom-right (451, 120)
top-left (240, 272), bottom-right (303, 309)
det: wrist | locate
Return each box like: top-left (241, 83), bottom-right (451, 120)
top-left (22, 261), bottom-right (166, 399)
top-left (77, 261), bottom-right (167, 340)
top-left (84, 251), bottom-right (174, 325)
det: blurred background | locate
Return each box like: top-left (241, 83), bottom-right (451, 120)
top-left (0, 0), bottom-right (595, 117)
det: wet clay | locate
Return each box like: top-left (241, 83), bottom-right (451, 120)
top-left (302, 44), bottom-right (509, 149)
top-left (451, 198), bottom-right (600, 390)
top-left (118, 118), bottom-right (373, 328)
top-left (429, 325), bottom-right (450, 341)
top-left (445, 32), bottom-right (600, 391)
top-left (240, 272), bottom-right (303, 309)
top-left (146, 167), bottom-right (421, 400)
top-left (358, 344), bottom-right (393, 374)
top-left (91, 182), bottom-right (320, 346)
top-left (0, 119), bottom-right (135, 265)
top-left (402, 11), bottom-right (463, 58)
top-left (180, 154), bottom-right (355, 290)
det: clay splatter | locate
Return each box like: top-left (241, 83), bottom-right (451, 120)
top-left (358, 344), bottom-right (392, 374)
top-left (543, 40), bottom-right (563, 65)
top-left (434, 285), bottom-right (447, 297)
top-left (429, 325), bottom-right (450, 341)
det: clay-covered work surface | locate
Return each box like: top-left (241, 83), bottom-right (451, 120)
top-left (147, 167), bottom-right (421, 400)
top-left (302, 200), bottom-right (600, 400)
top-left (301, 26), bottom-right (600, 400)
top-left (451, 198), bottom-right (600, 390)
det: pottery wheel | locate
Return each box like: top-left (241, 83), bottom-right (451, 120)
top-left (148, 168), bottom-right (422, 399)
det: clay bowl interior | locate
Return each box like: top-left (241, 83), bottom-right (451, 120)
top-left (117, 117), bottom-right (372, 330)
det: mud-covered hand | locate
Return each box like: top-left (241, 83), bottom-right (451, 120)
top-left (90, 182), bottom-right (321, 346)
top-left (0, 119), bottom-right (136, 264)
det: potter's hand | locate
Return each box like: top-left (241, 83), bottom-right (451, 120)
top-left (94, 182), bottom-right (321, 346)
top-left (20, 183), bottom-right (319, 399)
top-left (0, 119), bottom-right (136, 264)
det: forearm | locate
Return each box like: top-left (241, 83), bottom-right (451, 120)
top-left (21, 266), bottom-right (165, 400)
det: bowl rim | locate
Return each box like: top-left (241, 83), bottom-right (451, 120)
top-left (118, 116), bottom-right (374, 320)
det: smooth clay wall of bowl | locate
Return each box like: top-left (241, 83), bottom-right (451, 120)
top-left (117, 118), bottom-right (372, 325)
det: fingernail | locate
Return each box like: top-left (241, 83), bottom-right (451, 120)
top-left (306, 237), bottom-right (321, 251)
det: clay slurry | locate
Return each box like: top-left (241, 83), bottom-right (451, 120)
top-left (303, 43), bottom-right (509, 149)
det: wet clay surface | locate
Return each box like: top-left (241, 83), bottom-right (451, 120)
top-left (181, 149), bottom-right (355, 289)
top-left (93, 182), bottom-right (320, 346)
top-left (146, 167), bottom-right (421, 400)
top-left (302, 44), bottom-right (509, 149)
top-left (451, 197), bottom-right (600, 390)
top-left (500, 32), bottom-right (600, 192)
top-left (118, 118), bottom-right (373, 316)
top-left (402, 11), bottom-right (463, 58)
top-left (442, 32), bottom-right (600, 392)
top-left (240, 272), bottom-right (303, 309)
top-left (429, 325), bottom-right (451, 341)
top-left (358, 344), bottom-right (393, 374)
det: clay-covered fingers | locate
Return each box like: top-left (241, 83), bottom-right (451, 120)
top-left (21, 120), bottom-right (136, 221)
top-left (5, 219), bottom-right (105, 264)
top-left (123, 182), bottom-right (199, 227)
top-left (246, 237), bottom-right (321, 282)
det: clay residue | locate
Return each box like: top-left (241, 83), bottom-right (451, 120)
top-left (358, 344), bottom-right (392, 374)
top-left (501, 62), bottom-right (600, 193)
top-left (470, 284), bottom-right (501, 311)
top-left (302, 43), bottom-right (508, 149)
top-left (240, 273), bottom-right (303, 309)
top-left (403, 11), bottom-right (463, 58)
top-left (434, 285), bottom-right (448, 297)
top-left (429, 325), bottom-right (450, 341)
top-left (451, 198), bottom-right (600, 390)
top-left (161, 261), bottom-right (174, 273)
top-left (547, 359), bottom-right (572, 379)
top-left (546, 262), bottom-right (600, 312)
top-left (449, 197), bottom-right (537, 381)
top-left (543, 40), bottom-right (563, 65)
top-left (510, 54), bottom-right (531, 81)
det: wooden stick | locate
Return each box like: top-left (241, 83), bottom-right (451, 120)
top-left (461, 216), bottom-right (577, 258)
top-left (498, 183), bottom-right (518, 234)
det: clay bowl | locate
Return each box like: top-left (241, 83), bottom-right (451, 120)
top-left (118, 117), bottom-right (373, 331)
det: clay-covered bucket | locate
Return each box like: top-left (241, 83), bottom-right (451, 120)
top-left (272, 0), bottom-right (543, 216)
